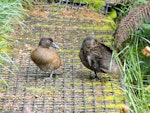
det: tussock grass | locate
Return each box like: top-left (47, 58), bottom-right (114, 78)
top-left (0, 0), bottom-right (34, 87)
top-left (115, 30), bottom-right (150, 113)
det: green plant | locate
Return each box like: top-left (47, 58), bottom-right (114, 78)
top-left (114, 1), bottom-right (133, 23)
top-left (134, 0), bottom-right (148, 5)
top-left (113, 1), bottom-right (150, 111)
top-left (116, 25), bottom-right (150, 112)
top-left (0, 0), bottom-right (33, 87)
top-left (114, 0), bottom-right (148, 23)
top-left (74, 0), bottom-right (106, 11)
top-left (0, 51), bottom-right (19, 87)
top-left (114, 0), bottom-right (150, 48)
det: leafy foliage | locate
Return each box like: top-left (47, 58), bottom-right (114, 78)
top-left (113, 0), bottom-right (150, 112)
top-left (108, 8), bottom-right (117, 19)
top-left (114, 1), bottom-right (150, 49)
top-left (0, 0), bottom-right (34, 86)
top-left (116, 18), bottom-right (150, 113)
top-left (74, 0), bottom-right (106, 11)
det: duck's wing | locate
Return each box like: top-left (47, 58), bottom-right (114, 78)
top-left (88, 44), bottom-right (113, 73)
top-left (79, 48), bottom-right (87, 64)
top-left (92, 43), bottom-right (112, 59)
top-left (31, 47), bottom-right (61, 71)
top-left (31, 47), bottom-right (58, 64)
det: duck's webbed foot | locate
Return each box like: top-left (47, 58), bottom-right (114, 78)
top-left (95, 72), bottom-right (108, 82)
top-left (89, 71), bottom-right (99, 80)
top-left (94, 72), bottom-right (106, 82)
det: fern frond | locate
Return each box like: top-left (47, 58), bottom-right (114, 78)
top-left (115, 1), bottom-right (150, 48)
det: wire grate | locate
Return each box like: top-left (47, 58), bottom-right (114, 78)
top-left (0, 2), bottom-right (125, 113)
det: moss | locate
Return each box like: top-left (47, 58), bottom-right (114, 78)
top-left (102, 82), bottom-right (120, 87)
top-left (104, 41), bottom-right (113, 47)
top-left (114, 90), bottom-right (124, 95)
top-left (75, 89), bottom-right (93, 93)
top-left (76, 104), bottom-right (125, 110)
top-left (34, 17), bottom-right (116, 32)
top-left (108, 8), bottom-right (117, 19)
top-left (105, 104), bottom-right (125, 109)
top-left (76, 105), bottom-right (97, 110)
top-left (68, 82), bottom-right (82, 86)
top-left (0, 89), bottom-right (7, 93)
top-left (86, 81), bottom-right (101, 86)
top-left (0, 106), bottom-right (3, 110)
top-left (85, 95), bottom-right (124, 102)
top-left (85, 96), bottom-right (93, 101)
top-left (25, 86), bottom-right (59, 95)
top-left (74, 0), bottom-right (106, 11)
top-left (104, 89), bottom-right (123, 95)
top-left (36, 24), bottom-right (113, 31)
top-left (57, 50), bottom-right (79, 53)
top-left (96, 95), bottom-right (124, 101)
top-left (100, 18), bottom-right (116, 30)
top-left (51, 5), bottom-right (59, 11)
top-left (97, 35), bottom-right (114, 40)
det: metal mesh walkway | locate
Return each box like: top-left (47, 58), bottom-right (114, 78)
top-left (0, 1), bottom-right (125, 113)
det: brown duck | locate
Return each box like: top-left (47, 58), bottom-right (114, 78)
top-left (31, 37), bottom-right (62, 80)
top-left (79, 36), bottom-right (119, 79)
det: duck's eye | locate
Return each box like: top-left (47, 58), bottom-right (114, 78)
top-left (47, 40), bottom-right (50, 43)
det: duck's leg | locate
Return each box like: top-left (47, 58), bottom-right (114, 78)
top-left (49, 70), bottom-right (54, 78)
top-left (90, 75), bottom-right (95, 80)
top-left (94, 71), bottom-right (99, 79)
top-left (43, 70), bottom-right (54, 82)
top-left (95, 72), bottom-right (106, 82)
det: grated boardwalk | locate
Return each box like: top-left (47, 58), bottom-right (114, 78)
top-left (0, 3), bottom-right (125, 113)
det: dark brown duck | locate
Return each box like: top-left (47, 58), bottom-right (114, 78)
top-left (31, 37), bottom-right (62, 80)
top-left (79, 36), bottom-right (119, 79)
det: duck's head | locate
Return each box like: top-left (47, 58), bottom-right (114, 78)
top-left (39, 37), bottom-right (60, 49)
top-left (82, 36), bottom-right (98, 49)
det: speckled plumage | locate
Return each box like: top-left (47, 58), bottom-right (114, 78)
top-left (79, 36), bottom-right (119, 78)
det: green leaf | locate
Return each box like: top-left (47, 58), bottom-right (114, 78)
top-left (74, 0), bottom-right (106, 11)
top-left (108, 8), bottom-right (117, 19)
top-left (100, 18), bottom-right (116, 30)
top-left (0, 41), bottom-right (9, 46)
top-left (141, 23), bottom-right (150, 36)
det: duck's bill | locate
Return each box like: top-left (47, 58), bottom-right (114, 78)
top-left (52, 42), bottom-right (60, 49)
